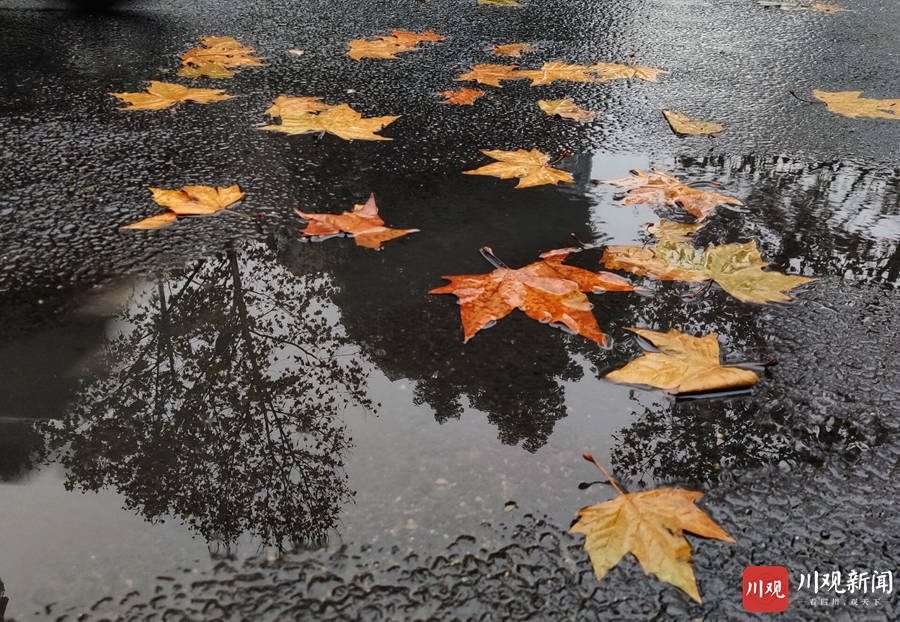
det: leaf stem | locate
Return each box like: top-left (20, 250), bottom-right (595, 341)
top-left (569, 232), bottom-right (595, 249)
top-left (726, 358), bottom-right (779, 370)
top-left (788, 89), bottom-right (824, 105)
top-left (582, 453), bottom-right (626, 496)
top-left (479, 246), bottom-right (509, 269)
top-left (548, 150), bottom-right (571, 166)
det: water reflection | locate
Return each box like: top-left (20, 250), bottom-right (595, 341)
top-left (44, 242), bottom-right (373, 548)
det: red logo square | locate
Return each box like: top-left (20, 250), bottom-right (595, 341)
top-left (743, 566), bottom-right (790, 612)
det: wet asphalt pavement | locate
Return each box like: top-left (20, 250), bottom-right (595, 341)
top-left (1, 0), bottom-right (899, 620)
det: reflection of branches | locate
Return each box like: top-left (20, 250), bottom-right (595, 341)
top-left (45, 241), bottom-right (374, 548)
top-left (0, 420), bottom-right (46, 482)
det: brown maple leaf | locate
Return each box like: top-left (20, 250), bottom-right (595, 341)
top-left (538, 98), bottom-right (600, 121)
top-left (439, 87), bottom-right (485, 105)
top-left (601, 239), bottom-right (815, 303)
top-left (260, 100), bottom-right (399, 140)
top-left (646, 220), bottom-right (707, 242)
top-left (110, 81), bottom-right (232, 110)
top-left (812, 90), bottom-right (899, 119)
top-left (590, 62), bottom-right (662, 82)
top-left (606, 328), bottom-right (760, 393)
top-left (178, 35), bottom-right (263, 79)
top-left (347, 30), bottom-right (444, 61)
top-left (464, 149), bottom-right (574, 188)
top-left (122, 185), bottom-right (244, 229)
top-left (492, 43), bottom-right (534, 57)
top-left (295, 194), bottom-right (418, 249)
top-left (600, 168), bottom-right (742, 220)
top-left (456, 64), bottom-right (524, 87)
top-left (572, 454), bottom-right (734, 603)
top-left (662, 110), bottom-right (724, 135)
top-left (430, 247), bottom-right (633, 345)
top-left (516, 62), bottom-right (605, 85)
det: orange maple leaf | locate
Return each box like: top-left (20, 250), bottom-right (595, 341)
top-left (347, 30), bottom-right (444, 60)
top-left (178, 35), bottom-right (263, 78)
top-left (295, 194), bottom-right (418, 249)
top-left (600, 168), bottom-right (743, 220)
top-left (456, 64), bottom-right (524, 87)
top-left (122, 185), bottom-right (244, 229)
top-left (110, 81), bottom-right (232, 111)
top-left (463, 149), bottom-right (574, 188)
top-left (492, 43), bottom-right (534, 57)
top-left (430, 247), bottom-right (634, 345)
top-left (439, 87), bottom-right (485, 105)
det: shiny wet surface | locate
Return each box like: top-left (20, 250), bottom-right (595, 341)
top-left (1, 0), bottom-right (899, 619)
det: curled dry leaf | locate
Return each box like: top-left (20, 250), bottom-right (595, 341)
top-left (492, 43), bottom-right (534, 57)
top-left (439, 87), bottom-right (485, 105)
top-left (601, 239), bottom-right (816, 303)
top-left (178, 36), bottom-right (263, 79)
top-left (662, 109), bottom-right (724, 135)
top-left (572, 457), bottom-right (735, 603)
top-left (260, 98), bottom-right (399, 141)
top-left (463, 149), bottom-right (574, 188)
top-left (110, 81), bottom-right (232, 110)
top-left (347, 29), bottom-right (444, 61)
top-left (457, 64), bottom-right (523, 87)
top-left (538, 98), bottom-right (599, 122)
top-left (122, 185), bottom-right (244, 229)
top-left (295, 194), bottom-right (418, 249)
top-left (812, 90), bottom-right (899, 119)
top-left (430, 247), bottom-right (634, 345)
top-left (600, 168), bottom-right (742, 220)
top-left (606, 328), bottom-right (760, 393)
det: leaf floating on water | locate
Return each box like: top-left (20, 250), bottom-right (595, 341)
top-left (758, 1), bottom-right (848, 13)
top-left (572, 455), bottom-right (735, 603)
top-left (260, 98), bottom-right (399, 140)
top-left (601, 239), bottom-right (816, 303)
top-left (662, 109), bottom-right (724, 135)
top-left (606, 328), bottom-right (760, 393)
top-left (538, 98), bottom-right (600, 122)
top-left (457, 64), bottom-right (523, 87)
top-left (463, 149), bottom-right (574, 188)
top-left (295, 194), bottom-right (418, 249)
top-left (478, 0), bottom-right (521, 6)
top-left (347, 29), bottom-right (444, 60)
top-left (812, 90), bottom-right (899, 119)
top-left (599, 168), bottom-right (742, 220)
top-left (110, 81), bottom-right (233, 110)
top-left (430, 247), bottom-right (634, 345)
top-left (492, 43), bottom-right (534, 57)
top-left (122, 185), bottom-right (244, 229)
top-left (647, 220), bottom-right (707, 243)
top-left (178, 35), bottom-right (263, 79)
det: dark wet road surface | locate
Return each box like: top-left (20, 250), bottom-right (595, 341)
top-left (1, 0), bottom-right (899, 619)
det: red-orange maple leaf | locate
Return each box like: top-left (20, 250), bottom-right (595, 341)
top-left (295, 194), bottom-right (418, 249)
top-left (430, 247), bottom-right (634, 345)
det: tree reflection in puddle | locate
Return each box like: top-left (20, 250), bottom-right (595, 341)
top-left (43, 241), bottom-right (374, 549)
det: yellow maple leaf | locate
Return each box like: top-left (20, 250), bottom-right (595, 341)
top-left (606, 328), bottom-right (760, 393)
top-left (260, 101), bottom-right (399, 141)
top-left (457, 64), bottom-right (523, 87)
top-left (662, 109), bottom-right (724, 135)
top-left (572, 454), bottom-right (735, 603)
top-left (516, 62), bottom-right (604, 85)
top-left (600, 168), bottom-right (742, 220)
top-left (590, 62), bottom-right (662, 82)
top-left (647, 220), bottom-right (707, 242)
top-left (463, 149), bottom-right (574, 188)
top-left (110, 81), bottom-right (232, 110)
top-left (347, 30), bottom-right (444, 61)
top-left (178, 36), bottom-right (263, 79)
top-left (264, 95), bottom-right (333, 118)
top-left (122, 185), bottom-right (244, 229)
top-left (601, 239), bottom-right (815, 303)
top-left (478, 0), bottom-right (520, 5)
top-left (812, 90), bottom-right (900, 119)
top-left (492, 43), bottom-right (534, 57)
top-left (538, 98), bottom-right (599, 121)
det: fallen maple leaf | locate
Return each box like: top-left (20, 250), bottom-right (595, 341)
top-left (538, 98), bottom-right (599, 121)
top-left (347, 30), bottom-right (444, 60)
top-left (606, 328), bottom-right (760, 393)
top-left (260, 100), bottom-right (399, 140)
top-left (517, 62), bottom-right (604, 85)
top-left (178, 35), bottom-right (263, 78)
top-left (759, 1), bottom-right (847, 12)
top-left (110, 81), bottom-right (232, 110)
top-left (295, 194), bottom-right (418, 249)
top-left (662, 109), bottom-right (724, 135)
top-left (464, 149), bottom-right (573, 188)
top-left (812, 90), bottom-right (899, 119)
top-left (572, 453), bottom-right (734, 603)
top-left (647, 220), bottom-right (707, 242)
top-left (600, 168), bottom-right (742, 220)
top-left (439, 87), bottom-right (485, 105)
top-left (431, 247), bottom-right (634, 345)
top-left (122, 185), bottom-right (243, 229)
top-left (601, 239), bottom-right (815, 303)
top-left (589, 62), bottom-right (662, 82)
top-left (478, 0), bottom-right (520, 5)
top-left (492, 43), bottom-right (534, 57)
top-left (456, 64), bottom-right (523, 87)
